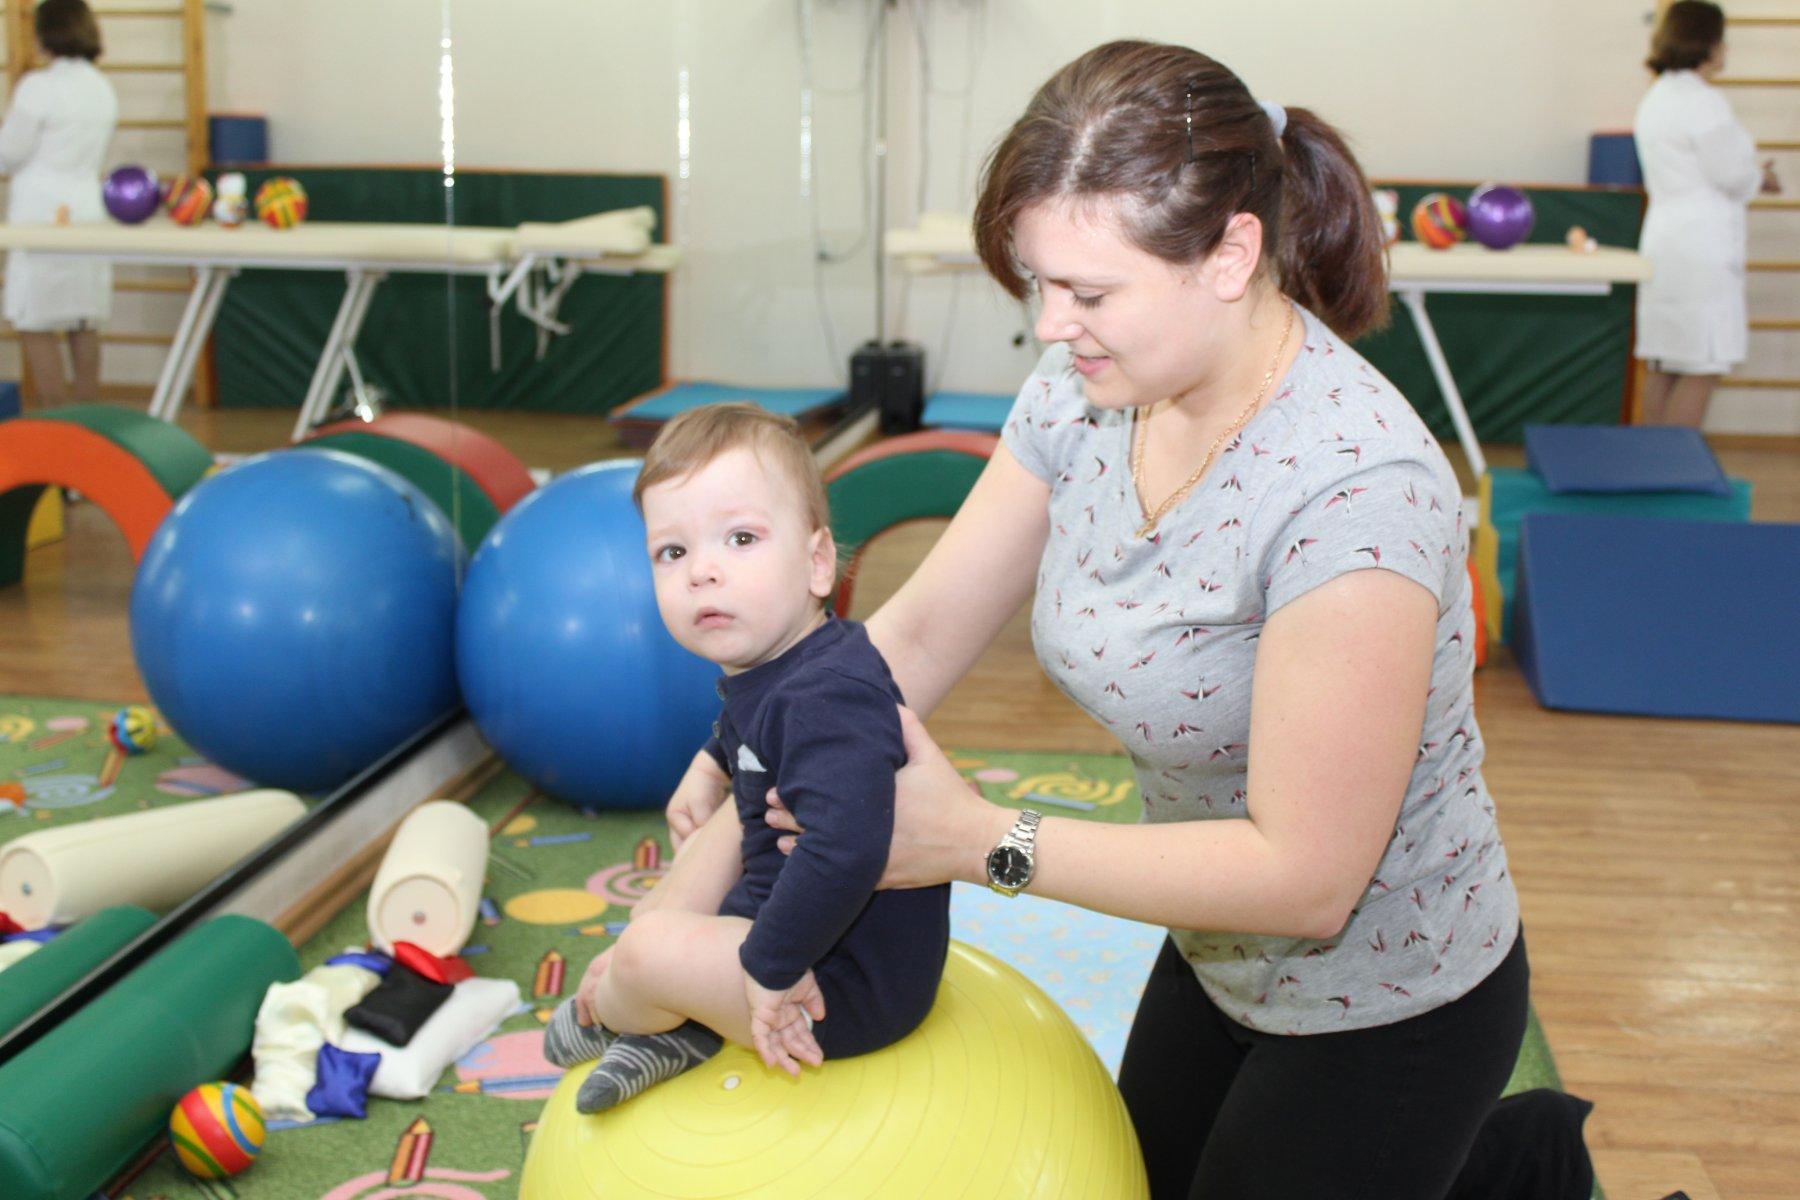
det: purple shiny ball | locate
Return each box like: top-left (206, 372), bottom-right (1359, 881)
top-left (103, 165), bottom-right (161, 224)
top-left (1465, 184), bottom-right (1535, 250)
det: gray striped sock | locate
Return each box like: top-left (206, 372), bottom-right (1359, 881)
top-left (575, 1021), bottom-right (724, 1114)
top-left (542, 997), bottom-right (612, 1068)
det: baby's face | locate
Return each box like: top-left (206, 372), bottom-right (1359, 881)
top-left (641, 447), bottom-right (834, 674)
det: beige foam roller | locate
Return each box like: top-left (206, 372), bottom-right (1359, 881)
top-left (0, 790), bottom-right (305, 929)
top-left (366, 801), bottom-right (489, 957)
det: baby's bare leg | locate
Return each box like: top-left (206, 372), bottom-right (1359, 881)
top-left (586, 910), bottom-right (760, 1046)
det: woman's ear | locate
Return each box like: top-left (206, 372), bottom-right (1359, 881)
top-left (809, 527), bottom-right (838, 603)
top-left (1204, 211), bottom-right (1265, 303)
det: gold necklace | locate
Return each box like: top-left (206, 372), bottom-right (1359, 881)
top-left (1130, 302), bottom-right (1294, 539)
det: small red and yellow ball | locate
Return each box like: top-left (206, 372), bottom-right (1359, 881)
top-left (169, 1081), bottom-right (265, 1179)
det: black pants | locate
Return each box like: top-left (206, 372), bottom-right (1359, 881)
top-left (1119, 931), bottom-right (1583, 1200)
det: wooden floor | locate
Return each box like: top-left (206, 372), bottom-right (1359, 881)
top-left (4, 406), bottom-right (1795, 1200)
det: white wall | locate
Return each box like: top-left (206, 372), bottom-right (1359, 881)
top-left (12, 1), bottom-right (1797, 432)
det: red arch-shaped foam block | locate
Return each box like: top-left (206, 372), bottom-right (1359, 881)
top-left (306, 414), bottom-right (536, 515)
top-left (0, 419), bottom-right (179, 574)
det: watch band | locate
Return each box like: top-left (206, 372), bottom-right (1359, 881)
top-left (1006, 809), bottom-right (1042, 853)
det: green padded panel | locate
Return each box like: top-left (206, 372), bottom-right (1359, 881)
top-left (0, 914), bottom-right (297, 1200)
top-left (210, 167), bottom-right (666, 415)
top-left (1358, 183), bottom-right (1645, 444)
top-left (828, 450), bottom-right (989, 553)
top-left (300, 432), bottom-right (500, 551)
top-left (0, 484), bottom-right (45, 588)
top-left (0, 906), bottom-right (156, 1038)
top-left (36, 406), bottom-right (213, 500)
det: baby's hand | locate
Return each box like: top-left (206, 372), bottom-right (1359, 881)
top-left (573, 946), bottom-right (615, 1028)
top-left (743, 969), bottom-right (826, 1077)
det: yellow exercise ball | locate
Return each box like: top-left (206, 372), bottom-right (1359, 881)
top-left (521, 941), bottom-right (1147, 1199)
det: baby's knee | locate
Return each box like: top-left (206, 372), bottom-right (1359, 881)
top-left (610, 910), bottom-right (679, 979)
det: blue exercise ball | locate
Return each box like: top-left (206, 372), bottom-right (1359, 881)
top-left (456, 460), bottom-right (720, 811)
top-left (130, 449), bottom-right (463, 793)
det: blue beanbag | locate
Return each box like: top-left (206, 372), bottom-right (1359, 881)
top-left (306, 1043), bottom-right (382, 1120)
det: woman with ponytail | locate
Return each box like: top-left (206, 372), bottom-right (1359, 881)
top-left (669, 40), bottom-right (1593, 1198)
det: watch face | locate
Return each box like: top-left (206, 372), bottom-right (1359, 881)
top-left (988, 845), bottom-right (1031, 889)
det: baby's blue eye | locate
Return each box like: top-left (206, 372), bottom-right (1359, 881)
top-left (730, 531), bottom-right (758, 548)
top-left (654, 545), bottom-right (685, 563)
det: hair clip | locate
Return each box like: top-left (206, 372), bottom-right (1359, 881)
top-left (1185, 87), bottom-right (1198, 164)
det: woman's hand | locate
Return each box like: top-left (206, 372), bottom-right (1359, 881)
top-left (666, 748), bottom-right (730, 853)
top-left (743, 969), bottom-right (826, 1077)
top-left (764, 705), bottom-right (1006, 890)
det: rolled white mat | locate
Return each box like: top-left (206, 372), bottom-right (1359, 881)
top-left (0, 790), bottom-right (306, 929)
top-left (366, 800), bottom-right (488, 957)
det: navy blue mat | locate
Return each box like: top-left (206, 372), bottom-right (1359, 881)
top-left (1513, 513), bottom-right (1800, 723)
top-left (1524, 424), bottom-right (1730, 497)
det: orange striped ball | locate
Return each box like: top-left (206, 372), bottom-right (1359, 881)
top-left (254, 177), bottom-right (308, 230)
top-left (165, 175), bottom-right (214, 226)
top-left (169, 1081), bottom-right (264, 1178)
top-left (1410, 192), bottom-right (1468, 250)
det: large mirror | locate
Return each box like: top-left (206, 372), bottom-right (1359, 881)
top-left (5, 4), bottom-right (1789, 1199)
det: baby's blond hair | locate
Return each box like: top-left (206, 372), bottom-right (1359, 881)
top-left (632, 402), bottom-right (830, 536)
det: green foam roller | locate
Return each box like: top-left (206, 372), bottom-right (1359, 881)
top-left (0, 914), bottom-right (297, 1200)
top-left (37, 406), bottom-right (213, 501)
top-left (300, 432), bottom-right (502, 551)
top-left (0, 906), bottom-right (156, 1038)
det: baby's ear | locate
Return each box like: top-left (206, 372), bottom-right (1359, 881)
top-left (808, 527), bottom-right (838, 602)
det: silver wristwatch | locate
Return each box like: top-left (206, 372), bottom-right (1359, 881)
top-left (984, 809), bottom-right (1042, 897)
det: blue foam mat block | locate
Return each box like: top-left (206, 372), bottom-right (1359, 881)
top-left (614, 381), bottom-right (844, 422)
top-left (1524, 424), bottom-right (1730, 497)
top-left (1512, 514), bottom-right (1800, 723)
top-left (922, 391), bottom-right (1013, 432)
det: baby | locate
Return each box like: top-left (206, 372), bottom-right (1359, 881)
top-left (541, 402), bottom-right (951, 1113)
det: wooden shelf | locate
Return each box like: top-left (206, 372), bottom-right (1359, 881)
top-left (0, 330), bottom-right (174, 346)
top-left (1720, 376), bottom-right (1800, 388)
top-left (1749, 318), bottom-right (1800, 330)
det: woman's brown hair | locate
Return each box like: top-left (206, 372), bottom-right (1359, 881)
top-left (1646, 1), bottom-right (1725, 74)
top-left (973, 40), bottom-right (1389, 341)
top-left (35, 0), bottom-right (101, 61)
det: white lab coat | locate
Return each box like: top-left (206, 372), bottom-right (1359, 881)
top-left (1632, 70), bottom-right (1761, 367)
top-left (0, 57), bottom-right (117, 331)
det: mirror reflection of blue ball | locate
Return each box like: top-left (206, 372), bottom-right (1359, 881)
top-left (456, 461), bottom-right (720, 812)
top-left (130, 451), bottom-right (463, 793)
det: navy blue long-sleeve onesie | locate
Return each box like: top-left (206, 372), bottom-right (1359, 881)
top-left (704, 615), bottom-right (950, 1059)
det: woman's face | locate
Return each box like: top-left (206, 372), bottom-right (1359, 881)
top-left (1013, 196), bottom-right (1255, 412)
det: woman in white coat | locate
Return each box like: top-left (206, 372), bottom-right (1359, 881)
top-left (1634, 1), bottom-right (1781, 427)
top-left (0, 0), bottom-right (116, 407)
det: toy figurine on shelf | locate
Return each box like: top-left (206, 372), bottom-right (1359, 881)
top-left (213, 172), bottom-right (248, 227)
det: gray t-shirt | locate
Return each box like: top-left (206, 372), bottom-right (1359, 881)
top-left (1003, 304), bottom-right (1520, 1035)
